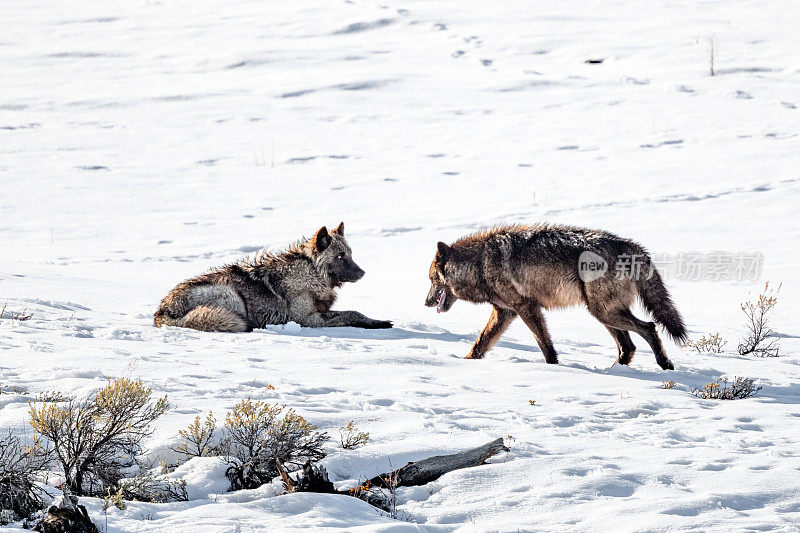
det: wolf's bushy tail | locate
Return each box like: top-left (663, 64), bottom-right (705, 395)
top-left (154, 310), bottom-right (176, 328)
top-left (154, 306), bottom-right (249, 332)
top-left (636, 266), bottom-right (687, 343)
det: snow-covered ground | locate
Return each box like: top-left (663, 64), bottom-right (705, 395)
top-left (2, 0), bottom-right (800, 531)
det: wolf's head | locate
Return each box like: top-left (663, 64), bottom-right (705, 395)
top-left (309, 222), bottom-right (365, 286)
top-left (425, 241), bottom-right (457, 313)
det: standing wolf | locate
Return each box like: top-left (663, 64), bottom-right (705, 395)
top-left (155, 222), bottom-right (392, 332)
top-left (424, 224), bottom-right (686, 369)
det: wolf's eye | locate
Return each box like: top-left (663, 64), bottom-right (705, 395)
top-left (337, 252), bottom-right (345, 259)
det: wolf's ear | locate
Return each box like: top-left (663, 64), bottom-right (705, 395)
top-left (436, 241), bottom-right (450, 259)
top-left (332, 221), bottom-right (345, 236)
top-left (312, 226), bottom-right (331, 252)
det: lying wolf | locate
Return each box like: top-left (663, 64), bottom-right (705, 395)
top-left (155, 223), bottom-right (392, 332)
top-left (424, 224), bottom-right (686, 369)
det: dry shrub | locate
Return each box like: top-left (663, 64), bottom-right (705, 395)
top-left (119, 473), bottom-right (188, 503)
top-left (174, 412), bottom-right (217, 458)
top-left (103, 487), bottom-right (125, 511)
top-left (15, 311), bottom-right (33, 321)
top-left (1, 305), bottom-right (33, 322)
top-left (382, 464), bottom-right (401, 520)
top-left (661, 380), bottom-right (677, 390)
top-left (339, 421), bottom-right (369, 450)
top-left (738, 282), bottom-right (780, 357)
top-left (345, 463), bottom-right (406, 520)
top-left (222, 399), bottom-right (326, 491)
top-left (684, 333), bottom-right (727, 353)
top-left (0, 432), bottom-right (52, 522)
top-left (102, 486), bottom-right (126, 533)
top-left (0, 385), bottom-right (29, 396)
top-left (693, 377), bottom-right (761, 400)
top-left (29, 378), bottom-right (169, 496)
top-left (36, 391), bottom-right (71, 404)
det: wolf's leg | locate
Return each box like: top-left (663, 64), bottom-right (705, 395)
top-left (605, 327), bottom-right (637, 365)
top-left (326, 310), bottom-right (393, 329)
top-left (591, 308), bottom-right (673, 370)
top-left (181, 306), bottom-right (251, 332)
top-left (467, 306), bottom-right (517, 359)
top-left (288, 293), bottom-right (391, 329)
top-left (516, 305), bottom-right (559, 364)
top-left (299, 311), bottom-right (392, 329)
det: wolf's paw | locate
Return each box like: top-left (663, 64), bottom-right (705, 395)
top-left (658, 359), bottom-right (675, 370)
top-left (366, 320), bottom-right (393, 329)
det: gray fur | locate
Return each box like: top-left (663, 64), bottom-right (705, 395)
top-left (155, 223), bottom-right (392, 332)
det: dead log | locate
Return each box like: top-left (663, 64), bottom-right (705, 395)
top-left (287, 439), bottom-right (508, 513)
top-left (368, 438), bottom-right (509, 488)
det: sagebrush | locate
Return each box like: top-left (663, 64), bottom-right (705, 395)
top-left (175, 412), bottom-right (217, 458)
top-left (684, 333), bottom-right (727, 353)
top-left (119, 472), bottom-right (188, 503)
top-left (738, 282), bottom-right (780, 357)
top-left (0, 385), bottom-right (29, 396)
top-left (382, 462), bottom-right (401, 520)
top-left (339, 421), bottom-right (369, 450)
top-left (102, 486), bottom-right (126, 533)
top-left (29, 378), bottom-right (169, 496)
top-left (222, 398), bottom-right (327, 491)
top-left (0, 431), bottom-right (52, 522)
top-left (693, 377), bottom-right (761, 400)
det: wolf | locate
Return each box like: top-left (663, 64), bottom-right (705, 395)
top-left (424, 224), bottom-right (686, 370)
top-left (155, 222), bottom-right (392, 332)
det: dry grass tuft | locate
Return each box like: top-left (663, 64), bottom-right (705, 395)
top-left (693, 377), bottom-right (761, 400)
top-left (339, 421), bottom-right (369, 450)
top-left (684, 333), bottom-right (727, 353)
top-left (738, 282), bottom-right (781, 357)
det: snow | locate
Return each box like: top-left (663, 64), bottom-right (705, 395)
top-left (168, 457), bottom-right (231, 501)
top-left (2, 0), bottom-right (800, 531)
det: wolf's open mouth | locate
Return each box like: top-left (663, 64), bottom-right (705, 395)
top-left (436, 289), bottom-right (446, 313)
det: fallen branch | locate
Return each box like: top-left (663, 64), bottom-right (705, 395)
top-left (368, 438), bottom-right (509, 488)
top-left (285, 438), bottom-right (509, 515)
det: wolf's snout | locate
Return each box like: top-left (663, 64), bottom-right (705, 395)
top-left (425, 290), bottom-right (437, 307)
top-left (338, 259), bottom-right (365, 283)
top-left (343, 264), bottom-right (365, 282)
